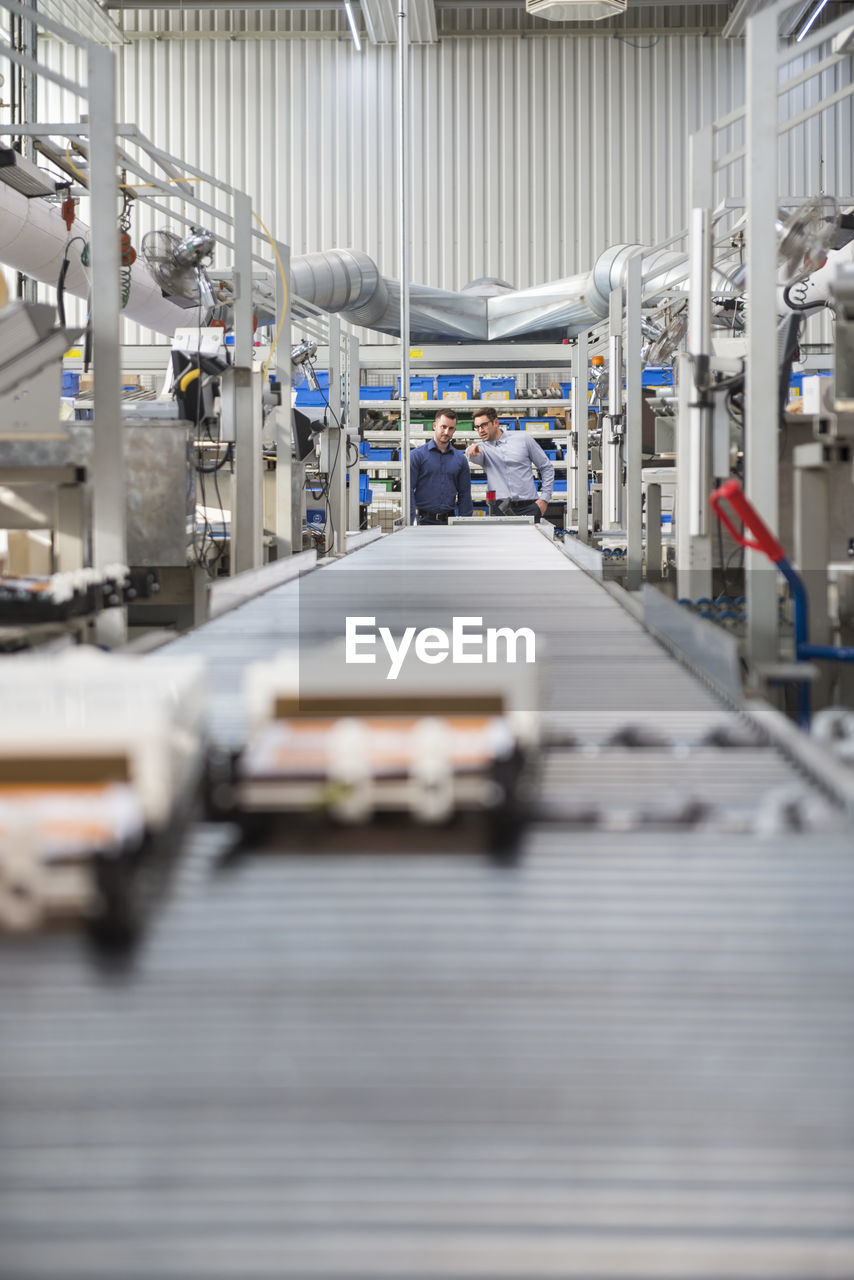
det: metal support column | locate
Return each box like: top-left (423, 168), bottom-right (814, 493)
top-left (746, 5), bottom-right (781, 663)
top-left (646, 483), bottom-right (662, 583)
top-left (625, 251), bottom-right (643, 590)
top-left (231, 191), bottom-right (262, 573)
top-left (572, 332), bottom-right (589, 543)
top-left (676, 125), bottom-right (715, 602)
top-left (274, 239), bottom-right (297, 559)
top-left (347, 332), bottom-right (361, 535)
top-left (87, 45), bottom-right (125, 646)
top-left (327, 315), bottom-right (347, 555)
top-left (398, 0), bottom-right (411, 525)
top-left (605, 287), bottom-right (623, 530)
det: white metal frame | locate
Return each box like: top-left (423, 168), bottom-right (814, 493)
top-left (0, 8), bottom-right (314, 589)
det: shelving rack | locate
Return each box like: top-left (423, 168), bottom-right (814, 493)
top-left (356, 354), bottom-right (579, 526)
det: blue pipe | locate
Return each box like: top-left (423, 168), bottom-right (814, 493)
top-left (800, 643), bottom-right (854, 661)
top-left (776, 557), bottom-right (854, 728)
top-left (776, 558), bottom-right (812, 727)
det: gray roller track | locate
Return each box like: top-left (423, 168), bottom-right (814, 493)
top-left (2, 526), bottom-right (853, 1279)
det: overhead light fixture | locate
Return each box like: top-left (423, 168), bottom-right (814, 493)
top-left (38, 0), bottom-right (125, 48)
top-left (0, 147), bottom-right (61, 199)
top-left (796, 0), bottom-right (829, 40)
top-left (526, 0), bottom-right (627, 22)
top-left (344, 1), bottom-right (362, 50)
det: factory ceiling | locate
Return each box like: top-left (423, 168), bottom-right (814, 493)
top-left (97, 0), bottom-right (850, 45)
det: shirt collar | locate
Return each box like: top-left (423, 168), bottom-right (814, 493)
top-left (427, 438), bottom-right (453, 453)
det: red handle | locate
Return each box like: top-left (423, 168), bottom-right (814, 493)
top-left (709, 478), bottom-right (787, 564)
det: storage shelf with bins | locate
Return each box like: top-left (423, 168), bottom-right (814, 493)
top-left (358, 380), bottom-right (576, 519)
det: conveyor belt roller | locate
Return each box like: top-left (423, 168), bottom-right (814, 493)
top-left (1, 525), bottom-right (852, 1277)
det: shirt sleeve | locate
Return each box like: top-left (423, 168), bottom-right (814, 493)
top-left (456, 452), bottom-right (473, 517)
top-left (409, 446), bottom-right (422, 523)
top-left (526, 435), bottom-right (554, 502)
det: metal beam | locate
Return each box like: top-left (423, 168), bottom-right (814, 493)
top-left (572, 331), bottom-right (588, 544)
top-left (625, 251), bottom-right (643, 591)
top-left (88, 42), bottom-right (126, 646)
top-left (745, 4), bottom-right (780, 665)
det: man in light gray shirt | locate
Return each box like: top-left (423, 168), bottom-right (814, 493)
top-left (466, 406), bottom-right (554, 523)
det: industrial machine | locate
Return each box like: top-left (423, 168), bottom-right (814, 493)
top-left (207, 646), bottom-right (538, 862)
top-left (0, 651), bottom-right (206, 943)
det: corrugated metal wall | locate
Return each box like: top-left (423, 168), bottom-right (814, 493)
top-left (37, 19), bottom-right (852, 344)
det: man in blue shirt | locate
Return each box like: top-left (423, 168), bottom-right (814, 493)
top-left (410, 409), bottom-right (473, 524)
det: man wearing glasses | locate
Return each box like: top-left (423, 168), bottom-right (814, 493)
top-left (466, 406), bottom-right (554, 522)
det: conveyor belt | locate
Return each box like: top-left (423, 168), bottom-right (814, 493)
top-left (2, 525), bottom-right (853, 1277)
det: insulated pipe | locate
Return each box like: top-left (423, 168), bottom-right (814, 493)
top-left (0, 179), bottom-right (191, 335)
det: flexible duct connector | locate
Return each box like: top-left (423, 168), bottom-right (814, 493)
top-left (290, 249), bottom-right (386, 314)
top-left (288, 243), bottom-right (713, 342)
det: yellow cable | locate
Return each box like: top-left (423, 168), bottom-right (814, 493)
top-left (121, 177), bottom-right (202, 190)
top-left (64, 144), bottom-right (88, 184)
top-left (179, 367), bottom-right (200, 393)
top-left (251, 209), bottom-right (289, 382)
top-left (64, 147), bottom-right (201, 193)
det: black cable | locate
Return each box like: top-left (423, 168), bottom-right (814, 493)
top-left (688, 353), bottom-right (745, 395)
top-left (56, 257), bottom-right (70, 328)
top-left (195, 442), bottom-right (233, 474)
top-left (56, 236), bottom-right (89, 341)
top-left (783, 279), bottom-right (828, 313)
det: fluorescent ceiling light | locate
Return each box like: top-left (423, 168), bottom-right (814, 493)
top-left (39, 0), bottom-right (125, 46)
top-left (344, 1), bottom-right (362, 50)
top-left (796, 0), bottom-right (829, 40)
top-left (0, 147), bottom-right (60, 198)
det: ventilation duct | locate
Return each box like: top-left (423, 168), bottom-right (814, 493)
top-left (0, 179), bottom-right (738, 344)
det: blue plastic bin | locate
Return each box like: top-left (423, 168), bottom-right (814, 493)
top-left (295, 371), bottom-right (331, 405)
top-left (553, 478), bottom-right (567, 492)
top-left (62, 372), bottom-right (80, 396)
top-left (360, 385), bottom-right (395, 401)
top-left (523, 418), bottom-right (555, 431)
top-left (479, 375), bottom-right (516, 400)
top-left (559, 381), bottom-right (599, 396)
top-left (397, 376), bottom-right (434, 401)
top-left (437, 375), bottom-right (474, 401)
top-left (788, 370), bottom-right (831, 393)
top-left (367, 447), bottom-right (397, 461)
top-left (295, 386), bottom-right (330, 406)
top-left (499, 417), bottom-right (518, 431)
